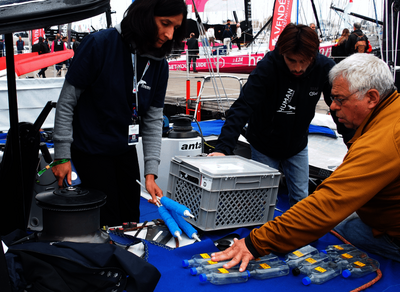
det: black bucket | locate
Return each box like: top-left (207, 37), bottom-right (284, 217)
top-left (35, 187), bottom-right (109, 243)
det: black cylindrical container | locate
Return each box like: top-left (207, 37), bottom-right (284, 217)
top-left (168, 114), bottom-right (199, 138)
top-left (35, 187), bottom-right (108, 243)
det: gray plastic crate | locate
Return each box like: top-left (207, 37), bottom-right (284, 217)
top-left (166, 156), bottom-right (281, 231)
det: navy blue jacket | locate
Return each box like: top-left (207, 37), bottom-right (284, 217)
top-left (222, 28), bottom-right (233, 39)
top-left (215, 47), bottom-right (336, 159)
top-left (66, 28), bottom-right (168, 155)
top-left (16, 39), bottom-right (24, 51)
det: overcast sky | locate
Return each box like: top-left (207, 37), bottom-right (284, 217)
top-left (80, 0), bottom-right (383, 31)
top-left (110, 0), bottom-right (132, 24)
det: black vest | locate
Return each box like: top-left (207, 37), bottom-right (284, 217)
top-left (54, 39), bottom-right (64, 51)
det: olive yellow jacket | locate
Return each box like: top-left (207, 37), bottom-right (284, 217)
top-left (248, 90), bottom-right (400, 255)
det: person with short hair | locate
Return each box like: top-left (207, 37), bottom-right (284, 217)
top-left (309, 22), bottom-right (322, 42)
top-left (186, 32), bottom-right (199, 73)
top-left (71, 36), bottom-right (80, 53)
top-left (32, 36), bottom-right (50, 77)
top-left (16, 35), bottom-right (24, 54)
top-left (44, 36), bottom-right (49, 49)
top-left (51, 33), bottom-right (67, 76)
top-left (225, 19), bottom-right (232, 30)
top-left (222, 24), bottom-right (233, 52)
top-left (346, 22), bottom-right (369, 55)
top-left (61, 36), bottom-right (71, 69)
top-left (63, 36), bottom-right (70, 48)
top-left (52, 0), bottom-right (188, 227)
top-left (233, 23), bottom-right (242, 50)
top-left (206, 27), bottom-right (215, 47)
top-left (209, 23), bottom-right (349, 207)
top-left (211, 53), bottom-right (400, 269)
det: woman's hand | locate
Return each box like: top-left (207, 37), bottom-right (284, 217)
top-left (51, 160), bottom-right (72, 187)
top-left (145, 174), bottom-right (163, 204)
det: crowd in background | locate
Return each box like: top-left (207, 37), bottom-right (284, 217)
top-left (0, 32), bottom-right (81, 76)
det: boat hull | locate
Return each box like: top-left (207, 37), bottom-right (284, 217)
top-left (169, 43), bottom-right (333, 74)
top-left (169, 52), bottom-right (266, 74)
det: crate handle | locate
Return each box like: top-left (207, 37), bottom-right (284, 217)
top-left (235, 180), bottom-right (260, 184)
top-left (234, 179), bottom-right (260, 190)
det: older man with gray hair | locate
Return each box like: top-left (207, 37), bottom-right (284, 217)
top-left (211, 54), bottom-right (400, 271)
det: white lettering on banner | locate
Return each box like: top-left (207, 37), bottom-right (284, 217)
top-left (319, 46), bottom-right (332, 58)
top-left (249, 55), bottom-right (264, 66)
top-left (32, 29), bottom-right (44, 45)
top-left (169, 53), bottom-right (267, 71)
top-left (274, 1), bottom-right (288, 35)
top-left (269, 0), bottom-right (293, 51)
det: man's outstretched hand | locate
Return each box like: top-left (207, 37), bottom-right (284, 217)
top-left (211, 238), bottom-right (255, 272)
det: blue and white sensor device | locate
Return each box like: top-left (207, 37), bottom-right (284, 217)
top-left (63, 160), bottom-right (81, 187)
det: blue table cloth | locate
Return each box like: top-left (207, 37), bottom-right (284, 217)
top-left (139, 191), bottom-right (400, 292)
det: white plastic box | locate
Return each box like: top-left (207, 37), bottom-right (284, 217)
top-left (166, 156), bottom-right (281, 231)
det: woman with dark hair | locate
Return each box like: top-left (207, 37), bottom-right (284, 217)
top-left (120, 0), bottom-right (187, 56)
top-left (52, 0), bottom-right (187, 227)
top-left (332, 28), bottom-right (350, 63)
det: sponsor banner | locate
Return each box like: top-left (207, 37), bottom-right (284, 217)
top-left (269, 0), bottom-right (294, 51)
top-left (319, 44), bottom-right (333, 58)
top-left (32, 28), bottom-right (44, 45)
top-left (169, 53), bottom-right (265, 73)
top-left (185, 0), bottom-right (208, 13)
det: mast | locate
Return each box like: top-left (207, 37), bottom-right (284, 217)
top-left (244, 0), bottom-right (252, 28)
top-left (382, 0), bottom-right (400, 88)
top-left (245, 0), bottom-right (275, 48)
top-left (242, 0), bottom-right (253, 45)
top-left (330, 4), bottom-right (384, 25)
top-left (310, 0), bottom-right (323, 38)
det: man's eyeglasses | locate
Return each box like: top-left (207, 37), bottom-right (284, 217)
top-left (330, 90), bottom-right (359, 106)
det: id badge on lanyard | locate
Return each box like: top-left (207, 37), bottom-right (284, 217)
top-left (129, 53), bottom-right (140, 145)
top-left (128, 104), bottom-right (139, 145)
top-left (128, 53), bottom-right (150, 145)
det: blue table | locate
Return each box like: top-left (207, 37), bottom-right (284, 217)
top-left (139, 191), bottom-right (400, 292)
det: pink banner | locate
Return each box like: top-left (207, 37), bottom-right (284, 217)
top-left (319, 44), bottom-right (333, 58)
top-left (269, 0), bottom-right (294, 51)
top-left (169, 53), bottom-right (266, 74)
top-left (185, 0), bottom-right (208, 13)
top-left (32, 29), bottom-right (45, 45)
